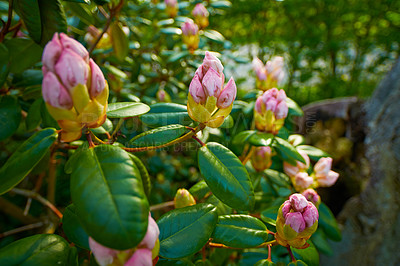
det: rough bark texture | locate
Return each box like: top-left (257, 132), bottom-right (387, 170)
top-left (322, 58), bottom-right (400, 265)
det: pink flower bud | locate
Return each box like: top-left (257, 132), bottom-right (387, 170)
top-left (298, 151), bottom-right (310, 169)
top-left (189, 74), bottom-right (206, 104)
top-left (252, 57), bottom-right (264, 73)
top-left (294, 172), bottom-right (313, 190)
top-left (314, 157), bottom-right (333, 178)
top-left (165, 0), bottom-right (177, 7)
top-left (285, 212), bottom-right (306, 233)
top-left (265, 97), bottom-right (278, 112)
top-left (317, 170), bottom-right (339, 187)
top-left (42, 72), bottom-right (73, 109)
top-left (202, 67), bottom-right (222, 98)
top-left (275, 100), bottom-right (288, 119)
top-left (42, 34), bottom-right (62, 71)
top-left (283, 162), bottom-right (300, 178)
top-left (262, 88), bottom-right (279, 102)
top-left (139, 214), bottom-right (160, 250)
top-left (302, 202), bottom-right (319, 227)
top-left (59, 32), bottom-right (89, 63)
top-left (89, 237), bottom-right (120, 266)
top-left (277, 89), bottom-right (286, 102)
top-left (257, 146), bottom-right (272, 158)
top-left (289, 193), bottom-right (308, 212)
top-left (255, 97), bottom-right (264, 114)
top-left (202, 51), bottom-right (224, 77)
top-left (89, 58), bottom-right (106, 98)
top-left (192, 3), bottom-right (209, 17)
top-left (281, 200), bottom-right (291, 218)
top-left (301, 189), bottom-right (320, 206)
top-left (55, 49), bottom-right (88, 90)
top-left (181, 19), bottom-right (198, 36)
top-left (217, 77), bottom-right (236, 108)
top-left (125, 249), bottom-right (153, 266)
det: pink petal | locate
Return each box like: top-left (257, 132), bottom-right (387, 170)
top-left (202, 67), bottom-right (222, 98)
top-left (42, 72), bottom-right (72, 109)
top-left (285, 212), bottom-right (306, 233)
top-left (55, 49), bottom-right (88, 90)
top-left (217, 77), bottom-right (236, 108)
top-left (289, 193), bottom-right (308, 212)
top-left (42, 33), bottom-right (62, 71)
top-left (302, 202), bottom-right (319, 227)
top-left (139, 214), bottom-right (160, 250)
top-left (125, 249), bottom-right (153, 266)
top-left (89, 58), bottom-right (106, 98)
top-left (189, 74), bottom-right (206, 104)
top-left (59, 32), bottom-right (89, 62)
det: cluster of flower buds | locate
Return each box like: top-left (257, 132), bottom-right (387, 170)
top-left (192, 3), bottom-right (209, 29)
top-left (165, 0), bottom-right (178, 17)
top-left (254, 88), bottom-right (288, 134)
top-left (174, 188), bottom-right (196, 208)
top-left (42, 33), bottom-right (108, 142)
top-left (252, 56), bottom-right (284, 91)
top-left (313, 157), bottom-right (339, 187)
top-left (275, 194), bottom-right (319, 249)
top-left (251, 146), bottom-right (273, 172)
top-left (181, 19), bottom-right (199, 53)
top-left (187, 52), bottom-right (237, 128)
top-left (301, 188), bottom-right (321, 207)
top-left (284, 152), bottom-right (313, 192)
top-left (89, 214), bottom-right (160, 266)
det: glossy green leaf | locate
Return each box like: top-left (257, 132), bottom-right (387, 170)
top-left (288, 260), bottom-right (307, 266)
top-left (286, 97), bottom-right (303, 117)
top-left (26, 99), bottom-right (43, 132)
top-left (212, 215), bottom-right (269, 248)
top-left (107, 102), bottom-right (150, 118)
top-left (264, 169), bottom-right (291, 188)
top-left (129, 124), bottom-right (188, 147)
top-left (0, 95), bottom-right (21, 140)
top-left (4, 39), bottom-right (43, 74)
top-left (157, 258), bottom-right (195, 266)
top-left (168, 51), bottom-right (190, 62)
top-left (297, 145), bottom-right (330, 161)
top-left (203, 30), bottom-right (225, 43)
top-left (129, 154), bottom-right (151, 197)
top-left (198, 142), bottom-right (255, 211)
top-left (291, 241), bottom-right (319, 266)
top-left (254, 259), bottom-right (276, 266)
top-left (70, 145), bottom-right (149, 250)
top-left (140, 103), bottom-right (191, 127)
top-left (232, 130), bottom-right (256, 146)
top-left (205, 195), bottom-right (232, 216)
top-left (66, 2), bottom-right (95, 25)
top-left (310, 228), bottom-right (333, 256)
top-left (110, 22), bottom-right (129, 61)
top-left (249, 133), bottom-right (274, 147)
top-left (15, 0), bottom-right (41, 43)
top-left (0, 234), bottom-right (78, 265)
top-left (288, 134), bottom-right (305, 147)
top-left (319, 203), bottom-right (341, 241)
top-left (160, 27), bottom-right (182, 35)
top-left (220, 115), bottom-right (234, 128)
top-left (189, 180), bottom-right (210, 200)
top-left (0, 128), bottom-right (57, 195)
top-left (260, 205), bottom-right (279, 226)
top-left (210, 1), bottom-right (232, 8)
top-left (273, 137), bottom-right (306, 165)
top-left (158, 203), bottom-right (218, 259)
top-left (62, 204), bottom-right (90, 250)
top-left (38, 0), bottom-right (68, 45)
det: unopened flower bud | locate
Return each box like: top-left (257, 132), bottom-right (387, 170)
top-left (125, 249), bottom-right (152, 266)
top-left (317, 170), bottom-right (339, 187)
top-left (252, 56), bottom-right (285, 91)
top-left (41, 32), bottom-right (109, 142)
top-left (174, 188), bottom-right (196, 208)
top-left (292, 172), bottom-right (313, 192)
top-left (181, 19), bottom-right (199, 53)
top-left (254, 88), bottom-right (288, 134)
top-left (301, 189), bottom-right (321, 207)
top-left (275, 194), bottom-right (319, 248)
top-left (313, 157), bottom-right (339, 187)
top-left (192, 3), bottom-right (209, 29)
top-left (187, 52), bottom-right (236, 128)
top-left (165, 0), bottom-right (178, 17)
top-left (251, 146), bottom-right (272, 172)
top-left (283, 152), bottom-right (310, 178)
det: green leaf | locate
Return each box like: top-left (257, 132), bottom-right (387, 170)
top-left (232, 130), bottom-right (256, 146)
top-left (157, 258), bottom-right (195, 265)
top-left (0, 95), bottom-right (21, 140)
top-left (310, 228), bottom-right (333, 256)
top-left (288, 134), bottom-right (305, 147)
top-left (0, 44), bottom-right (9, 87)
top-left (129, 154), bottom-right (151, 197)
top-left (0, 234), bottom-right (78, 265)
top-left (4, 39), bottom-right (43, 74)
top-left (15, 0), bottom-right (41, 43)
top-left (212, 215), bottom-right (269, 248)
top-left (249, 133), bottom-right (274, 147)
top-left (140, 103), bottom-right (191, 127)
top-left (319, 203), bottom-right (341, 241)
top-left (38, 0), bottom-right (68, 45)
top-left (198, 142), bottom-right (255, 211)
top-left (291, 241), bottom-right (319, 266)
top-left (70, 145), bottom-right (149, 250)
top-left (129, 124), bottom-right (188, 147)
top-left (297, 145), bottom-right (330, 161)
top-left (167, 51), bottom-right (190, 63)
top-left (254, 259), bottom-right (276, 266)
top-left (26, 99), bottom-right (43, 132)
top-left (220, 115), bottom-right (234, 128)
top-left (0, 128), bottom-right (57, 195)
top-left (210, 1), bottom-right (232, 8)
top-left (264, 169), bottom-right (291, 188)
top-left (189, 181), bottom-right (210, 200)
top-left (110, 22), bottom-right (129, 61)
top-left (160, 27), bottom-right (182, 35)
top-left (62, 204), bottom-right (90, 250)
top-left (66, 2), bottom-right (95, 25)
top-left (260, 205), bottom-right (279, 226)
top-left (107, 102), bottom-right (150, 118)
top-left (158, 203), bottom-right (218, 259)
top-left (205, 195), bottom-right (232, 216)
top-left (273, 137), bottom-right (306, 165)
top-left (286, 97), bottom-right (303, 117)
top-left (63, 0), bottom-right (90, 3)
top-left (203, 30), bottom-right (225, 43)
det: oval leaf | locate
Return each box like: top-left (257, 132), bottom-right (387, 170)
top-left (107, 102), bottom-right (150, 118)
top-left (318, 202), bottom-right (341, 241)
top-left (286, 97), bottom-right (303, 117)
top-left (273, 137), bottom-right (306, 165)
top-left (249, 133), bottom-right (274, 147)
top-left (198, 142), bottom-right (255, 211)
top-left (70, 145), bottom-right (149, 250)
top-left (0, 234), bottom-right (77, 265)
top-left (158, 203), bottom-right (218, 259)
top-left (62, 204), bottom-right (90, 250)
top-left (0, 95), bottom-right (21, 140)
top-left (140, 103), bottom-right (191, 127)
top-left (129, 124), bottom-right (188, 147)
top-left (129, 154), bottom-right (151, 197)
top-left (212, 215), bottom-right (269, 248)
top-left (263, 169), bottom-right (291, 188)
top-left (0, 128), bottom-right (57, 195)
top-left (110, 22), bottom-right (129, 61)
top-left (291, 241), bottom-right (319, 266)
top-left (297, 145), bottom-right (330, 161)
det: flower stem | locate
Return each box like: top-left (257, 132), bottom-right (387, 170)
top-left (149, 201), bottom-right (174, 211)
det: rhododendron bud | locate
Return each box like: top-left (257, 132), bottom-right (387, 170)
top-left (252, 56), bottom-right (285, 91)
top-left (301, 188), bottom-right (321, 207)
top-left (165, 0), bottom-right (178, 17)
top-left (192, 3), bottom-right (209, 29)
top-left (125, 249), bottom-right (152, 266)
top-left (42, 32), bottom-right (108, 142)
top-left (275, 194), bottom-right (319, 248)
top-left (181, 19), bottom-right (199, 53)
top-left (254, 88), bottom-right (288, 134)
top-left (251, 146), bottom-right (273, 172)
top-left (317, 170), bottom-right (339, 187)
top-left (174, 188), bottom-right (196, 208)
top-left (313, 157), bottom-right (339, 187)
top-left (283, 151), bottom-right (310, 178)
top-left (292, 172), bottom-right (313, 192)
top-left (187, 52), bottom-right (236, 128)
top-left (139, 215), bottom-right (160, 250)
